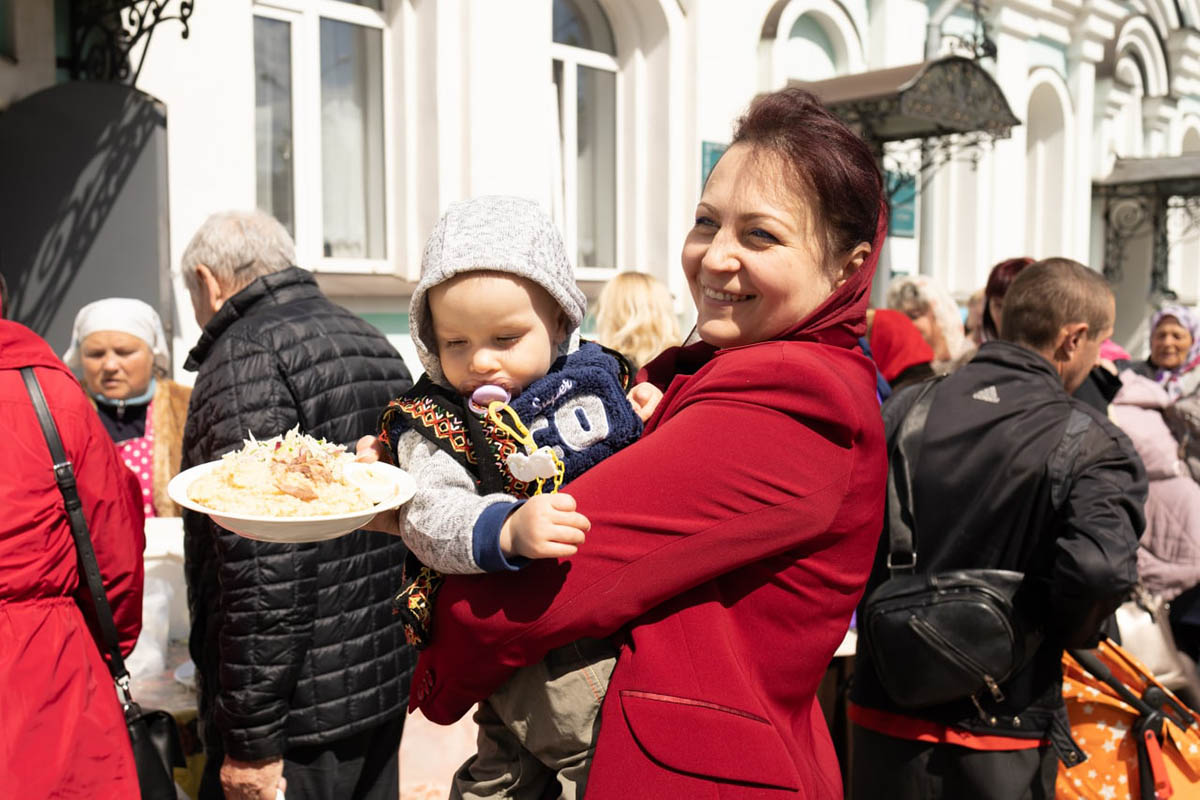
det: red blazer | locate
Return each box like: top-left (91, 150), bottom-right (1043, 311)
top-left (0, 321), bottom-right (145, 799)
top-left (413, 232), bottom-right (887, 798)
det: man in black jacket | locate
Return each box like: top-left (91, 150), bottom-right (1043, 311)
top-left (849, 258), bottom-right (1146, 799)
top-left (179, 210), bottom-right (414, 800)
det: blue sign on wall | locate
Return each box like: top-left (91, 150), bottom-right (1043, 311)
top-left (701, 141), bottom-right (727, 188)
top-left (886, 171), bottom-right (916, 238)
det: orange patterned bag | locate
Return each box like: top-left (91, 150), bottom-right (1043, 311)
top-left (1058, 640), bottom-right (1200, 799)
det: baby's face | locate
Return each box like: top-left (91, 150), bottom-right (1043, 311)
top-left (428, 272), bottom-right (567, 397)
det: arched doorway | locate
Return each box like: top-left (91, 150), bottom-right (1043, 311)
top-left (759, 0), bottom-right (864, 88)
top-left (781, 15), bottom-right (840, 80)
top-left (1025, 80), bottom-right (1069, 258)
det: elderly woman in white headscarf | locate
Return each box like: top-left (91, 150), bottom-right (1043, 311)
top-left (885, 274), bottom-right (976, 372)
top-left (65, 298), bottom-right (191, 517)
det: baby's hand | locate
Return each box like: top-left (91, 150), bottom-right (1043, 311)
top-left (355, 435), bottom-right (392, 465)
top-left (627, 382), bottom-right (664, 423)
top-left (499, 493), bottom-right (591, 560)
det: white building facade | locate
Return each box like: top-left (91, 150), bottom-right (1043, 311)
top-left (6, 0), bottom-right (1200, 366)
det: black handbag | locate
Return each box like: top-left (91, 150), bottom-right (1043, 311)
top-left (862, 378), bottom-right (1043, 712)
top-left (22, 367), bottom-right (185, 800)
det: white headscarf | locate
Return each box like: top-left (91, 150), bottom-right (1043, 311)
top-left (885, 274), bottom-right (972, 362)
top-left (63, 298), bottom-right (170, 374)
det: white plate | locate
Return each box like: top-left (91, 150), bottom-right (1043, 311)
top-left (167, 460), bottom-right (415, 543)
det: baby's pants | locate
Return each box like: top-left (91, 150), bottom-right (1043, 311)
top-left (450, 637), bottom-right (617, 800)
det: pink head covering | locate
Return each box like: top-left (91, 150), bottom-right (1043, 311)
top-left (1099, 339), bottom-right (1130, 362)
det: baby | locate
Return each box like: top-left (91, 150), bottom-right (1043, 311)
top-left (363, 196), bottom-right (658, 800)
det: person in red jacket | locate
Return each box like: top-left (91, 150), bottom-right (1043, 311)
top-left (0, 319), bottom-right (145, 799)
top-left (380, 87), bottom-right (888, 798)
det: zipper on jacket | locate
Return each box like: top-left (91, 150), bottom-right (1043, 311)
top-left (907, 615), bottom-right (1006, 703)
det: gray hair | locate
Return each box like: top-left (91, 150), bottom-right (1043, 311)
top-left (180, 210), bottom-right (296, 293)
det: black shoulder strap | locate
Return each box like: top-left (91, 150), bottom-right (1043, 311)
top-left (885, 377), bottom-right (942, 577)
top-left (20, 368), bottom-right (133, 700)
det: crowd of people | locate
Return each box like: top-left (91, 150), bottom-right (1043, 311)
top-left (4, 83), bottom-right (1200, 800)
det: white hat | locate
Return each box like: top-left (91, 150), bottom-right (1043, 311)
top-left (63, 298), bottom-right (170, 374)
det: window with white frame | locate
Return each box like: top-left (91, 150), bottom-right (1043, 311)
top-left (253, 0), bottom-right (389, 268)
top-left (552, 0), bottom-right (617, 270)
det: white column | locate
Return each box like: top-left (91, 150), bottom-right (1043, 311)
top-left (135, 0), bottom-right (256, 378)
top-left (866, 0), bottom-right (926, 70)
top-left (1067, 29), bottom-right (1107, 266)
top-left (977, 7), bottom-right (1035, 269)
top-left (464, 0), bottom-right (551, 204)
top-left (434, 0), bottom-right (467, 211)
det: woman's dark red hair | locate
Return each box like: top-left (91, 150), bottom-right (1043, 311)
top-left (730, 88), bottom-right (882, 265)
top-left (982, 257), bottom-right (1034, 339)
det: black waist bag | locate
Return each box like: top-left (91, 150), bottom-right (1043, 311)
top-left (865, 568), bottom-right (1039, 709)
top-left (862, 378), bottom-right (1054, 711)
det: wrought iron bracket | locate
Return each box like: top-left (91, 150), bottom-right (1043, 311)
top-left (64, 1), bottom-right (194, 84)
top-left (940, 0), bottom-right (999, 62)
top-left (1095, 175), bottom-right (1200, 295)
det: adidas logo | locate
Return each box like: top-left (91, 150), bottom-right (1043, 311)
top-left (972, 385), bottom-right (999, 403)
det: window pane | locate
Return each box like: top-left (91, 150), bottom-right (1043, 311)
top-left (553, 0), bottom-right (615, 55)
top-left (320, 18), bottom-right (385, 259)
top-left (576, 65), bottom-right (615, 268)
top-left (335, 0), bottom-right (383, 8)
top-left (254, 16), bottom-right (294, 236)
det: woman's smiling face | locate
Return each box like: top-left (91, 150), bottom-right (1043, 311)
top-left (682, 143), bottom-right (865, 349)
top-left (1151, 316), bottom-right (1194, 370)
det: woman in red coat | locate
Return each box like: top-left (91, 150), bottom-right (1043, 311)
top-left (0, 320), bottom-right (145, 798)
top-left (409, 88), bottom-right (888, 798)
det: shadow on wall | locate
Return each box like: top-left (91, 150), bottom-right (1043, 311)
top-left (0, 81), bottom-right (170, 355)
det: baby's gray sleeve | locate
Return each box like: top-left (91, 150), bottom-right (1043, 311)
top-left (392, 430), bottom-right (517, 575)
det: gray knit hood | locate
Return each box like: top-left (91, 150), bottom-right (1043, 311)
top-left (410, 196), bottom-right (587, 388)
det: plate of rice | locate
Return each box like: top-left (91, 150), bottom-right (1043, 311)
top-left (167, 428), bottom-right (415, 542)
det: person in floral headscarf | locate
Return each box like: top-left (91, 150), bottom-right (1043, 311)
top-left (1130, 305), bottom-right (1200, 400)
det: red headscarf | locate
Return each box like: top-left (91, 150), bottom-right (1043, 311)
top-left (868, 308), bottom-right (934, 382)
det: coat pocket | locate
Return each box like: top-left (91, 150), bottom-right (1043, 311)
top-left (618, 690), bottom-right (801, 790)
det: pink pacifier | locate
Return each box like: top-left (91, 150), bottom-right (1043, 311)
top-left (469, 384), bottom-right (510, 415)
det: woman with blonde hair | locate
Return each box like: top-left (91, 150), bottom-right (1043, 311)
top-left (594, 271), bottom-right (681, 371)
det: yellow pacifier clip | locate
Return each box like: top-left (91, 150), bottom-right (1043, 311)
top-left (487, 400), bottom-right (566, 494)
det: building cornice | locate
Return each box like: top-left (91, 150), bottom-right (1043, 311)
top-left (1066, 0), bottom-right (1124, 63)
top-left (1168, 29), bottom-right (1200, 98)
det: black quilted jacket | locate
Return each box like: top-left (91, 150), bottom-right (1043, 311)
top-left (181, 267), bottom-right (415, 760)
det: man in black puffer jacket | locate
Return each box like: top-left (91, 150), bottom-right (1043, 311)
top-left (179, 210), bottom-right (414, 800)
